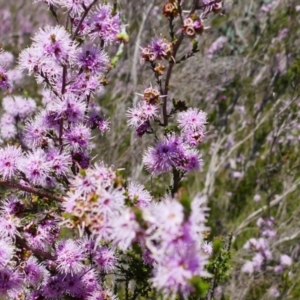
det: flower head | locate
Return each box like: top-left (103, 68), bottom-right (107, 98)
top-left (64, 124), bottom-right (91, 150)
top-left (77, 45), bottom-right (109, 74)
top-left (93, 247), bottom-right (116, 272)
top-left (128, 182), bottom-right (152, 207)
top-left (19, 149), bottom-right (50, 186)
top-left (0, 146), bottom-right (22, 180)
top-left (32, 25), bottom-right (77, 64)
top-left (56, 239), bottom-right (87, 274)
top-left (143, 134), bottom-right (202, 175)
top-left (89, 4), bottom-right (121, 42)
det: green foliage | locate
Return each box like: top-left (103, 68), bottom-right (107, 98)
top-left (189, 276), bottom-right (210, 298)
top-left (207, 236), bottom-right (232, 284)
top-left (116, 246), bottom-right (153, 300)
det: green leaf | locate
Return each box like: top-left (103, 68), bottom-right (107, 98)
top-left (189, 276), bottom-right (210, 297)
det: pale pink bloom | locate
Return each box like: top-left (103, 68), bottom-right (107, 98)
top-left (269, 287), bottom-right (280, 298)
top-left (128, 182), bottom-right (152, 207)
top-left (177, 108), bottom-right (207, 132)
top-left (153, 198), bottom-right (184, 235)
top-left (280, 254), bottom-right (292, 266)
top-left (232, 171), bottom-right (243, 179)
top-left (111, 209), bottom-right (140, 250)
top-left (200, 241), bottom-right (213, 255)
top-left (253, 194), bottom-right (261, 202)
top-left (241, 261), bottom-right (254, 274)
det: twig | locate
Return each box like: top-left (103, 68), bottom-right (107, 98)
top-left (72, 0), bottom-right (98, 40)
top-left (16, 235), bottom-right (57, 261)
top-left (162, 1), bottom-right (198, 126)
top-left (0, 180), bottom-right (64, 202)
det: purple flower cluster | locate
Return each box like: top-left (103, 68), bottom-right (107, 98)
top-left (0, 193), bottom-right (121, 299)
top-left (242, 217), bottom-right (292, 275)
top-left (143, 194), bottom-right (210, 297)
top-left (0, 0), bottom-right (218, 299)
top-left (141, 38), bottom-right (173, 62)
top-left (143, 134), bottom-right (203, 175)
top-left (63, 165), bottom-right (211, 297)
top-left (127, 87), bottom-right (160, 136)
top-left (140, 107), bottom-right (207, 176)
top-left (177, 108), bottom-right (207, 146)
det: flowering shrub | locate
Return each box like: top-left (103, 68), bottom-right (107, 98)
top-left (0, 1), bottom-right (231, 299)
top-left (0, 0), bottom-right (299, 299)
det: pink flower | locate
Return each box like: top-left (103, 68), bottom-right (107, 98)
top-left (177, 108), bottom-right (207, 132)
top-left (143, 134), bottom-right (202, 175)
top-left (280, 254), bottom-right (292, 266)
top-left (53, 93), bottom-right (86, 123)
top-left (111, 209), bottom-right (140, 250)
top-left (0, 146), bottom-right (22, 180)
top-left (77, 45), bottom-right (109, 74)
top-left (269, 287), bottom-right (280, 298)
top-left (0, 236), bottom-right (14, 266)
top-left (128, 182), bottom-right (152, 207)
top-left (89, 4), bottom-right (121, 43)
top-left (57, 0), bottom-right (85, 16)
top-left (253, 194), bottom-right (261, 202)
top-left (93, 247), bottom-right (116, 272)
top-left (19, 149), bottom-right (51, 186)
top-left (64, 124), bottom-right (91, 150)
top-left (200, 241), bottom-right (213, 255)
top-left (32, 25), bottom-right (78, 64)
top-left (56, 239), bottom-right (87, 274)
top-left (127, 102), bottom-right (159, 129)
top-left (241, 261), bottom-right (254, 274)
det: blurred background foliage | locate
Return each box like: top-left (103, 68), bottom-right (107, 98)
top-left (1, 0), bottom-right (300, 299)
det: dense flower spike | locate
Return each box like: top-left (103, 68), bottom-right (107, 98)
top-left (0, 0), bottom-right (297, 298)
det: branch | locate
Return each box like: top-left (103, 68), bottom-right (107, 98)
top-left (16, 235), bottom-right (56, 261)
top-left (162, 0), bottom-right (198, 126)
top-left (0, 180), bottom-right (64, 202)
top-left (72, 0), bottom-right (98, 40)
